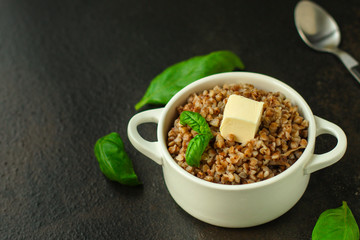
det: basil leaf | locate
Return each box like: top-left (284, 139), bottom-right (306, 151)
top-left (180, 111), bottom-right (212, 135)
top-left (94, 132), bottom-right (141, 186)
top-left (185, 134), bottom-right (212, 167)
top-left (312, 201), bottom-right (359, 240)
top-left (135, 50), bottom-right (244, 110)
top-left (179, 111), bottom-right (214, 167)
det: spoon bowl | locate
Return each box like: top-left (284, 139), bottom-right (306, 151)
top-left (294, 0), bottom-right (360, 83)
top-left (295, 1), bottom-right (340, 52)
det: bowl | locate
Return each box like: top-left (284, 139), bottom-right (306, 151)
top-left (127, 72), bottom-right (347, 228)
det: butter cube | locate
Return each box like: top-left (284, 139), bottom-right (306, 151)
top-left (220, 95), bottom-right (264, 143)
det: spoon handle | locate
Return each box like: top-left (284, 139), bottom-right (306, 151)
top-left (334, 49), bottom-right (360, 84)
top-left (350, 65), bottom-right (360, 84)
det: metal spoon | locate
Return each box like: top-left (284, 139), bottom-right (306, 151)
top-left (294, 0), bottom-right (360, 84)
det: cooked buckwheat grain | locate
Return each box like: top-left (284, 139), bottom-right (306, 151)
top-left (167, 83), bottom-right (308, 185)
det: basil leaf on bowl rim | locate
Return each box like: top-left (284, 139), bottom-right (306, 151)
top-left (135, 50), bottom-right (244, 110)
top-left (312, 201), bottom-right (359, 240)
top-left (94, 132), bottom-right (141, 186)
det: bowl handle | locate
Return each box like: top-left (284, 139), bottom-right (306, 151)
top-left (304, 116), bottom-right (347, 175)
top-left (127, 108), bottom-right (163, 165)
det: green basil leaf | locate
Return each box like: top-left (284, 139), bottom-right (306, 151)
top-left (94, 132), bottom-right (141, 186)
top-left (179, 111), bottom-right (213, 167)
top-left (312, 201), bottom-right (359, 240)
top-left (185, 134), bottom-right (212, 167)
top-left (180, 111), bottom-right (212, 135)
top-left (135, 50), bottom-right (244, 110)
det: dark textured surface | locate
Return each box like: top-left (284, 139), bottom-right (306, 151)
top-left (1, 0), bottom-right (359, 239)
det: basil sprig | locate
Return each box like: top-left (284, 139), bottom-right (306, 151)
top-left (135, 50), bottom-right (244, 110)
top-left (312, 201), bottom-right (359, 240)
top-left (180, 111), bottom-right (213, 167)
top-left (94, 132), bottom-right (141, 186)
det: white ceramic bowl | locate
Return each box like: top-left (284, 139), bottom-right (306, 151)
top-left (127, 72), bottom-right (347, 228)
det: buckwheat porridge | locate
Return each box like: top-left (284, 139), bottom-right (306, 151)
top-left (167, 83), bottom-right (309, 185)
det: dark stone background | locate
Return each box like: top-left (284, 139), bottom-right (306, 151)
top-left (1, 0), bottom-right (359, 239)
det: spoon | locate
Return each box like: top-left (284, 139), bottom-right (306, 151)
top-left (294, 0), bottom-right (360, 84)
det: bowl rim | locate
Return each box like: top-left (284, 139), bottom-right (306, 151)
top-left (158, 72), bottom-right (316, 191)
